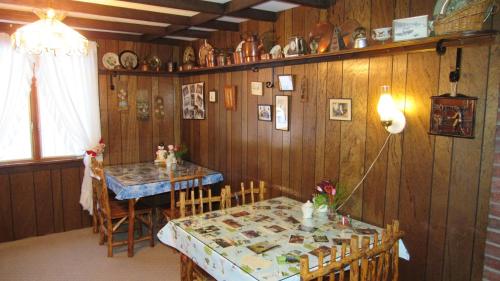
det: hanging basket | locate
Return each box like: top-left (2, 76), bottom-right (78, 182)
top-left (434, 0), bottom-right (497, 35)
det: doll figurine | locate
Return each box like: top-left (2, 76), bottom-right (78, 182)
top-left (155, 143), bottom-right (167, 164)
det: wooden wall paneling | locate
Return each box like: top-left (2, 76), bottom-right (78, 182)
top-left (218, 73), bottom-right (228, 181)
top-left (398, 52), bottom-right (439, 281)
top-left (239, 24), bottom-right (248, 185)
top-left (257, 67), bottom-right (273, 187)
top-left (290, 64), bottom-right (305, 200)
top-left (247, 69), bottom-right (259, 182)
top-left (151, 75), bottom-right (160, 154)
top-left (80, 167), bottom-right (91, 227)
top-left (61, 167), bottom-right (83, 231)
top-left (362, 56), bottom-right (392, 226)
top-left (314, 62), bottom-right (328, 185)
top-left (0, 173), bottom-right (13, 242)
top-left (199, 74), bottom-right (209, 167)
top-left (345, 0), bottom-right (371, 31)
top-left (174, 76), bottom-right (181, 145)
top-left (281, 66), bottom-right (292, 195)
top-left (122, 73), bottom-right (139, 164)
top-left (370, 0), bottom-right (394, 29)
top-left (328, 0), bottom-right (345, 26)
top-left (161, 77), bottom-right (175, 146)
top-left (323, 61), bottom-right (343, 182)
top-left (9, 171), bottom-right (36, 239)
top-left (51, 169), bottom-right (64, 233)
top-left (207, 73), bottom-right (216, 169)
top-left (301, 63), bottom-right (318, 201)
top-left (471, 43), bottom-right (500, 281)
top-left (106, 40), bottom-right (122, 165)
top-left (425, 48), bottom-right (455, 281)
top-left (33, 169), bottom-right (54, 235)
top-left (193, 75), bottom-right (203, 164)
top-left (383, 53), bottom-right (406, 225)
top-left (442, 46), bottom-right (490, 281)
top-left (137, 76), bottom-right (153, 163)
top-left (212, 74), bottom-right (221, 172)
top-left (98, 73), bottom-right (110, 165)
top-left (225, 72), bottom-right (232, 185)
top-left (231, 71), bottom-right (243, 190)
top-left (338, 59), bottom-right (369, 218)
top-left (271, 66), bottom-right (284, 197)
top-left (409, 0), bottom-right (435, 17)
top-left (394, 0), bottom-right (410, 19)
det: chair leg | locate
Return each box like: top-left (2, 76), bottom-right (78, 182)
top-left (107, 225), bottom-right (113, 257)
top-left (99, 226), bottom-right (105, 245)
top-left (150, 212), bottom-right (155, 247)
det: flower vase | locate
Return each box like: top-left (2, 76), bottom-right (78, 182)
top-left (316, 204), bottom-right (329, 218)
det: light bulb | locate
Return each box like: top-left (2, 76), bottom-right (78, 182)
top-left (377, 85), bottom-right (406, 134)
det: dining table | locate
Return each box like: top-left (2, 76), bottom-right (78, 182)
top-left (158, 196), bottom-right (409, 281)
top-left (104, 161), bottom-right (224, 257)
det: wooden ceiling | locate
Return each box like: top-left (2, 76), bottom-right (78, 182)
top-left (0, 0), bottom-right (333, 45)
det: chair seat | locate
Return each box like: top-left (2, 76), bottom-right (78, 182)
top-left (109, 200), bottom-right (153, 219)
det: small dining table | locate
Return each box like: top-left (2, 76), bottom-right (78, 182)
top-left (104, 161), bottom-right (224, 257)
top-left (158, 196), bottom-right (409, 281)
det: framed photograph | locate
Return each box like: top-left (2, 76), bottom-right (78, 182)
top-left (429, 94), bottom-right (477, 138)
top-left (278, 75), bottom-right (294, 91)
top-left (329, 98), bottom-right (352, 121)
top-left (182, 82), bottom-right (205, 120)
top-left (257, 104), bottom-right (272, 122)
top-left (251, 82), bottom-right (263, 96)
top-left (209, 90), bottom-right (217, 103)
top-left (275, 95), bottom-right (289, 131)
top-left (393, 15), bottom-right (429, 42)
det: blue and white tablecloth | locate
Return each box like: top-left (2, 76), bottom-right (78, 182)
top-left (104, 161), bottom-right (224, 200)
top-left (158, 196), bottom-right (409, 281)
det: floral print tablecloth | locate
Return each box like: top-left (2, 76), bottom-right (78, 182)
top-left (158, 197), bottom-right (409, 281)
top-left (104, 161), bottom-right (224, 200)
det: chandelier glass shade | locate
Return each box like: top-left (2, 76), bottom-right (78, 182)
top-left (11, 9), bottom-right (88, 55)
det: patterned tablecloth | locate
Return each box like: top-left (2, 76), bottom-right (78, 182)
top-left (104, 161), bottom-right (224, 200)
top-left (158, 196), bottom-right (409, 281)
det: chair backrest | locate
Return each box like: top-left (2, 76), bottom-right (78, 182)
top-left (300, 220), bottom-right (404, 281)
top-left (90, 158), bottom-right (111, 221)
top-left (236, 180), bottom-right (266, 205)
top-left (168, 169), bottom-right (205, 217)
top-left (178, 188), bottom-right (228, 218)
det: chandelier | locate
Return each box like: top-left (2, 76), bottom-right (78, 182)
top-left (11, 8), bottom-right (89, 55)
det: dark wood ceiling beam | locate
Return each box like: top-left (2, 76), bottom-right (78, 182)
top-left (120, 0), bottom-right (224, 14)
top-left (0, 0), bottom-right (191, 25)
top-left (223, 0), bottom-right (269, 13)
top-left (174, 29), bottom-right (212, 39)
top-left (280, 0), bottom-right (333, 8)
top-left (229, 8), bottom-right (277, 22)
top-left (197, 20), bottom-right (239, 32)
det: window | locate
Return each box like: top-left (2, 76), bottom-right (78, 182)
top-left (0, 33), bottom-right (101, 163)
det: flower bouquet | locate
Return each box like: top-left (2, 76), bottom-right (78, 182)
top-left (173, 144), bottom-right (188, 164)
top-left (313, 179), bottom-right (346, 217)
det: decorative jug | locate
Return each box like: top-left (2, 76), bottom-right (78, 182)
top-left (242, 34), bottom-right (263, 62)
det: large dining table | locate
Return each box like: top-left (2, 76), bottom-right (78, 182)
top-left (104, 161), bottom-right (224, 257)
top-left (158, 196), bottom-right (409, 281)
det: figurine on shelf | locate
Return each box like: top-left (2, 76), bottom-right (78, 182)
top-left (166, 144), bottom-right (177, 167)
top-left (155, 143), bottom-right (167, 164)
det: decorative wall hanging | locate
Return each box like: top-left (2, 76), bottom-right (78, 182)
top-left (154, 96), bottom-right (165, 119)
top-left (275, 95), bottom-right (289, 131)
top-left (209, 90), bottom-right (217, 103)
top-left (116, 79), bottom-right (128, 111)
top-left (251, 82), bottom-right (263, 96)
top-left (278, 75), bottom-right (294, 91)
top-left (393, 15), bottom-right (429, 42)
top-left (119, 50), bottom-right (138, 69)
top-left (136, 89), bottom-right (150, 120)
top-left (224, 86), bottom-right (236, 111)
top-left (182, 82), bottom-right (205, 120)
top-left (329, 98), bottom-right (352, 121)
top-left (257, 104), bottom-right (272, 122)
top-left (429, 94), bottom-right (477, 138)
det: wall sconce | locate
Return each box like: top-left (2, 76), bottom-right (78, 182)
top-left (377, 85), bottom-right (406, 134)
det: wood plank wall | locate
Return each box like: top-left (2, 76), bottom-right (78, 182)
top-left (180, 2), bottom-right (499, 281)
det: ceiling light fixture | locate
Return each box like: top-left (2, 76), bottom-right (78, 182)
top-left (11, 8), bottom-right (89, 55)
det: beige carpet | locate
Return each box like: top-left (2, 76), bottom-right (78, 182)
top-left (0, 228), bottom-right (180, 281)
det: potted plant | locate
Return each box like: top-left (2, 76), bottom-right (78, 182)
top-left (174, 144), bottom-right (188, 164)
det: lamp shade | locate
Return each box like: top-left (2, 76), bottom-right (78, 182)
top-left (377, 86), bottom-right (406, 134)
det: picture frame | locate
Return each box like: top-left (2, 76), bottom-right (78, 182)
top-left (209, 90), bottom-right (217, 103)
top-left (224, 85), bottom-right (236, 111)
top-left (251, 82), bottom-right (263, 96)
top-left (181, 82), bottom-right (205, 120)
top-left (329, 98), bottom-right (352, 121)
top-left (275, 95), bottom-right (289, 130)
top-left (278, 75), bottom-right (294, 91)
top-left (393, 15), bottom-right (429, 42)
top-left (257, 104), bottom-right (272, 122)
top-left (429, 94), bottom-right (477, 138)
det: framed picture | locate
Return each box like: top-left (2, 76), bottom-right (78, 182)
top-left (393, 15), bottom-right (429, 42)
top-left (209, 90), bottom-right (217, 102)
top-left (224, 85), bottom-right (236, 111)
top-left (278, 75), bottom-right (294, 91)
top-left (251, 82), bottom-right (263, 96)
top-left (329, 98), bottom-right (352, 121)
top-left (182, 82), bottom-right (205, 119)
top-left (257, 104), bottom-right (272, 122)
top-left (275, 95), bottom-right (289, 130)
top-left (429, 94), bottom-right (477, 138)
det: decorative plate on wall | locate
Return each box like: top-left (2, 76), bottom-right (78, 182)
top-left (183, 46), bottom-right (195, 64)
top-left (102, 52), bottom-right (119, 70)
top-left (119, 50), bottom-right (138, 69)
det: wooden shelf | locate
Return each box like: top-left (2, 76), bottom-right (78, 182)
top-left (177, 30), bottom-right (498, 76)
top-left (98, 31), bottom-right (497, 77)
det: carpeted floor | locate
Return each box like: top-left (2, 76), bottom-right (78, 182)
top-left (0, 228), bottom-right (180, 281)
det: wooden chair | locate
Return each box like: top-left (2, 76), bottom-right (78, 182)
top-left (234, 180), bottom-right (266, 205)
top-left (162, 169), bottom-right (205, 221)
top-left (90, 160), bottom-right (118, 234)
top-left (299, 220), bottom-right (404, 281)
top-left (90, 158), bottom-right (155, 257)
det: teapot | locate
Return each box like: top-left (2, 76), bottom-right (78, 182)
top-left (302, 200), bottom-right (314, 219)
top-left (242, 33), bottom-right (263, 63)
